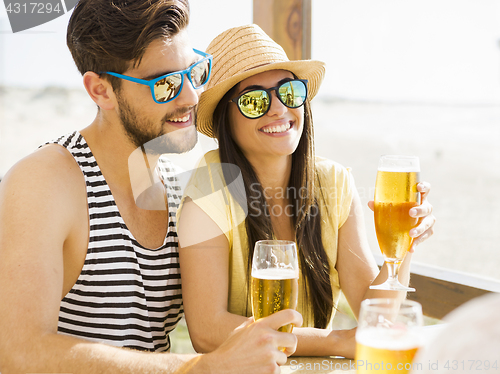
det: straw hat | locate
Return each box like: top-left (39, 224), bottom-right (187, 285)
top-left (196, 24), bottom-right (326, 138)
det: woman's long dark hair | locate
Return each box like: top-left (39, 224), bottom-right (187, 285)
top-left (211, 82), bottom-right (334, 328)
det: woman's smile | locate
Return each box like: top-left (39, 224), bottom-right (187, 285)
top-left (259, 121), bottom-right (294, 135)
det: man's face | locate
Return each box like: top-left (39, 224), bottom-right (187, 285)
top-left (114, 29), bottom-right (200, 155)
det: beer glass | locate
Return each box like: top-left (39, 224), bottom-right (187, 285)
top-left (370, 155), bottom-right (420, 292)
top-left (356, 298), bottom-right (423, 374)
top-left (251, 240), bottom-right (299, 333)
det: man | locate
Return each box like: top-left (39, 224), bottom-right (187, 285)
top-left (0, 0), bottom-right (301, 373)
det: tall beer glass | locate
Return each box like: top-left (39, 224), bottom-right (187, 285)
top-left (356, 298), bottom-right (423, 374)
top-left (251, 240), bottom-right (299, 333)
top-left (370, 155), bottom-right (420, 291)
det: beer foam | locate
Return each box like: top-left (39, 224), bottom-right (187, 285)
top-left (378, 156), bottom-right (420, 172)
top-left (378, 165), bottom-right (420, 172)
top-left (356, 327), bottom-right (421, 350)
top-left (251, 268), bottom-right (298, 280)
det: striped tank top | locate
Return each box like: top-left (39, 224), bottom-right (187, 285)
top-left (50, 131), bottom-right (183, 352)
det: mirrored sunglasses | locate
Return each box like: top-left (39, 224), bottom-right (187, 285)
top-left (230, 79), bottom-right (308, 119)
top-left (101, 49), bottom-right (212, 104)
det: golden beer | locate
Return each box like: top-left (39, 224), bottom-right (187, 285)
top-left (374, 171), bottom-right (420, 260)
top-left (356, 328), bottom-right (420, 374)
top-left (251, 268), bottom-right (299, 333)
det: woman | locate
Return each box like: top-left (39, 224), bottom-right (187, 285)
top-left (177, 24), bottom-right (435, 358)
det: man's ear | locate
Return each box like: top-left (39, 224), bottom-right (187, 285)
top-left (82, 72), bottom-right (116, 110)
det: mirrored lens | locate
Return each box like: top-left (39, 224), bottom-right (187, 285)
top-left (238, 90), bottom-right (270, 118)
top-left (278, 80), bottom-right (307, 108)
top-left (154, 74), bottom-right (182, 102)
top-left (190, 58), bottom-right (211, 87)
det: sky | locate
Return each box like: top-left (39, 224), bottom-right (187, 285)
top-left (1, 0), bottom-right (500, 103)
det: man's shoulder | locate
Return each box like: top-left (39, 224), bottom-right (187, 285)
top-left (0, 143), bottom-right (85, 206)
top-left (24, 143), bottom-right (81, 178)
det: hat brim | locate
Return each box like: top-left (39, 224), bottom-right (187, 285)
top-left (197, 59), bottom-right (325, 138)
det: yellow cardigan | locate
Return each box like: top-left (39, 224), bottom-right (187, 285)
top-left (178, 150), bottom-right (354, 327)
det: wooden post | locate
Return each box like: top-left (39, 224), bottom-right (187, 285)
top-left (253, 0), bottom-right (312, 60)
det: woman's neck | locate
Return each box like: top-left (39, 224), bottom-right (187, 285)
top-left (249, 154), bottom-right (295, 241)
top-left (248, 154), bottom-right (292, 199)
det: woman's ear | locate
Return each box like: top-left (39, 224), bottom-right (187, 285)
top-left (82, 72), bottom-right (116, 111)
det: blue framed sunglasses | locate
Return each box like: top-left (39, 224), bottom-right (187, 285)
top-left (101, 49), bottom-right (212, 104)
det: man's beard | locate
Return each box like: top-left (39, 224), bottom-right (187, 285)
top-left (116, 93), bottom-right (198, 155)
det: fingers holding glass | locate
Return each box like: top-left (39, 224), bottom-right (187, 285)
top-left (417, 181), bottom-right (431, 201)
top-left (409, 215), bottom-right (436, 252)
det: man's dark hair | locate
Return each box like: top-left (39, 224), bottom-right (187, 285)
top-left (67, 0), bottom-right (190, 90)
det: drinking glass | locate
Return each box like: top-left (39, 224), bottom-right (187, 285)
top-left (356, 298), bottom-right (423, 374)
top-left (370, 155), bottom-right (420, 292)
top-left (251, 240), bottom-right (299, 333)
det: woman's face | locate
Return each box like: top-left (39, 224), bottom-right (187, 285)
top-left (227, 69), bottom-right (304, 162)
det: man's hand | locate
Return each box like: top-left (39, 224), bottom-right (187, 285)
top-left (191, 309), bottom-right (303, 374)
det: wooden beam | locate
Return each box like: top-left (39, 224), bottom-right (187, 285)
top-left (373, 254), bottom-right (500, 320)
top-left (407, 262), bottom-right (500, 320)
top-left (253, 0), bottom-right (311, 60)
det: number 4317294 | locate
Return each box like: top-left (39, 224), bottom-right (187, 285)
top-left (5, 2), bottom-right (62, 14)
top-left (444, 360), bottom-right (498, 371)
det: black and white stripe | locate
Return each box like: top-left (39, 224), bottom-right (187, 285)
top-left (52, 132), bottom-right (183, 352)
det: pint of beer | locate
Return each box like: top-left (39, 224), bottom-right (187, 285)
top-left (251, 240), bottom-right (299, 333)
top-left (251, 268), bottom-right (299, 332)
top-left (356, 328), bottom-right (420, 373)
top-left (371, 155), bottom-right (420, 291)
top-left (356, 299), bottom-right (423, 374)
top-left (374, 166), bottom-right (420, 261)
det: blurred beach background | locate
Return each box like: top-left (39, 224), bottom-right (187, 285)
top-left (1, 0), bottom-right (500, 352)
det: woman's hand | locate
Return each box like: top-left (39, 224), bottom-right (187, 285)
top-left (408, 181), bottom-right (435, 251)
top-left (368, 181), bottom-right (435, 252)
top-left (326, 328), bottom-right (357, 359)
